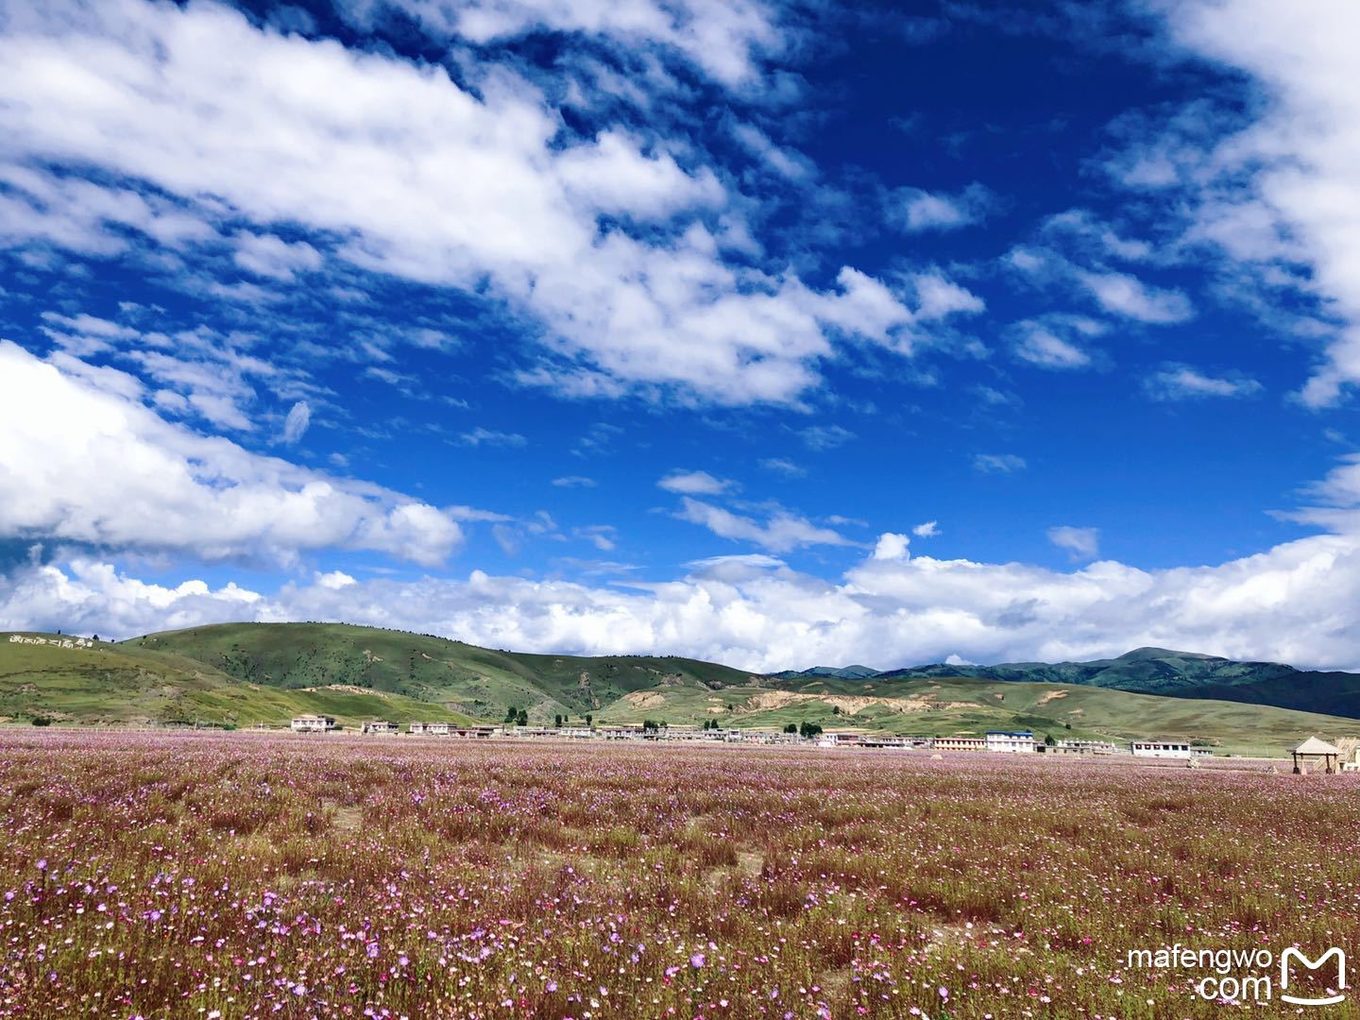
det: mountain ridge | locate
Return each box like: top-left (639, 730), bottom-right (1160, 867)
top-left (3, 624), bottom-right (1359, 754)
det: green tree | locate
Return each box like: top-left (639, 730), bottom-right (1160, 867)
top-left (585, 713), bottom-right (594, 728)
top-left (505, 705), bottom-right (519, 724)
top-left (1044, 733), bottom-right (1057, 746)
top-left (516, 708), bottom-right (529, 727)
top-left (554, 714), bottom-right (563, 728)
top-left (783, 723), bottom-right (798, 734)
top-left (799, 721), bottom-right (823, 739)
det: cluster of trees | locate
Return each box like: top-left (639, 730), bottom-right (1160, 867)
top-left (701, 719), bottom-right (722, 731)
top-left (552, 713), bottom-right (593, 728)
top-left (783, 721), bottom-right (823, 738)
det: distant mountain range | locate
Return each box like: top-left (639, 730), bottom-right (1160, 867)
top-left (780, 647), bottom-right (1360, 720)
top-left (2, 625), bottom-right (1359, 754)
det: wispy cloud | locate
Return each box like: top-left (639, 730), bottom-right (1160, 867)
top-left (459, 427), bottom-right (527, 448)
top-left (1047, 525), bottom-right (1100, 561)
top-left (658, 470), bottom-right (733, 495)
top-left (1145, 364), bottom-right (1262, 401)
top-left (676, 497), bottom-right (851, 552)
top-left (973, 453), bottom-right (1027, 474)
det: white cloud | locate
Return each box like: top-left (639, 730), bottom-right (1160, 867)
top-left (1047, 525), bottom-right (1100, 561)
top-left (799, 424), bottom-right (854, 450)
top-left (912, 520), bottom-right (939, 538)
top-left (551, 475), bottom-right (596, 488)
top-left (1135, 1), bottom-right (1360, 405)
top-left (1013, 323), bottom-right (1092, 370)
top-left (973, 453), bottom-right (1027, 474)
top-left (15, 526), bottom-right (1360, 672)
top-left (890, 184), bottom-right (991, 233)
top-left (1077, 270), bottom-right (1194, 324)
top-left (280, 401), bottom-right (312, 444)
top-left (657, 469), bottom-right (732, 495)
top-left (459, 427), bottom-right (527, 448)
top-left (316, 570), bottom-right (357, 590)
top-left (1145, 364), bottom-right (1262, 400)
top-left (872, 532), bottom-right (910, 561)
top-left (233, 232), bottom-right (324, 281)
top-left (676, 497), bottom-right (850, 553)
top-left (759, 457), bottom-right (805, 478)
top-left (0, 341), bottom-right (463, 565)
top-left (340, 0), bottom-right (785, 89)
top-left (0, 0), bottom-right (961, 408)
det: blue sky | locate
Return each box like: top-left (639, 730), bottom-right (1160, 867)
top-left (3, 0), bottom-right (1360, 671)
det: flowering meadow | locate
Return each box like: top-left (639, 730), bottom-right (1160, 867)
top-left (2, 732), bottom-right (1359, 1019)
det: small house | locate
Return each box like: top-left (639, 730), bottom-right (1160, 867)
top-left (361, 720), bottom-right (397, 735)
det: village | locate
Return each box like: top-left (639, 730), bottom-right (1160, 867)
top-left (286, 714), bottom-right (1360, 772)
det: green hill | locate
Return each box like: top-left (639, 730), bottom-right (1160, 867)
top-left (0, 632), bottom-right (473, 728)
top-left (126, 621), bottom-right (755, 723)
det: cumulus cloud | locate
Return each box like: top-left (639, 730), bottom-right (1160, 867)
top-left (0, 341), bottom-right (463, 565)
top-left (675, 498), bottom-right (850, 553)
top-left (14, 527), bottom-right (1360, 671)
top-left (657, 470), bottom-right (732, 495)
top-left (912, 520), bottom-right (939, 538)
top-left (0, 0), bottom-right (971, 408)
top-left (1145, 364), bottom-right (1262, 400)
top-left (1047, 525), bottom-right (1100, 561)
top-left (872, 532), bottom-right (910, 561)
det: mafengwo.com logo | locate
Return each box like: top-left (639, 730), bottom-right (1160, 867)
top-left (1125, 944), bottom-right (1347, 1006)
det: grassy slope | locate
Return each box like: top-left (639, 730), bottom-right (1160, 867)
top-left (0, 634), bottom-right (473, 728)
top-left (129, 622), bottom-right (756, 723)
top-left (596, 674), bottom-right (1360, 757)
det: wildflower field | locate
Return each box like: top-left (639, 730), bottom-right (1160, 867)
top-left (2, 733), bottom-right (1358, 1019)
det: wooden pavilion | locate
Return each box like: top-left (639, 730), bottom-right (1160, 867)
top-left (1291, 736), bottom-right (1342, 775)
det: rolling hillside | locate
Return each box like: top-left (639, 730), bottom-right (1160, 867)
top-left (0, 633), bottom-right (475, 728)
top-left (128, 622), bottom-right (756, 723)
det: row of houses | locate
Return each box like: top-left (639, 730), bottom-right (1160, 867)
top-left (293, 716), bottom-right (1218, 758)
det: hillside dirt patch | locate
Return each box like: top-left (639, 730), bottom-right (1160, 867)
top-left (1037, 690), bottom-right (1070, 706)
top-left (622, 691), bottom-right (666, 709)
top-left (743, 690), bottom-right (957, 715)
top-left (301, 684), bottom-right (386, 697)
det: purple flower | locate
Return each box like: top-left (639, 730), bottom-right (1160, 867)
top-left (690, 952), bottom-right (706, 969)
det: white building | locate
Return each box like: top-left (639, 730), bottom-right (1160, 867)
top-left (1130, 740), bottom-right (1212, 759)
top-left (409, 721), bottom-right (446, 735)
top-left (985, 730), bottom-right (1037, 753)
top-left (291, 714), bottom-right (335, 733)
top-left (361, 720), bottom-right (397, 735)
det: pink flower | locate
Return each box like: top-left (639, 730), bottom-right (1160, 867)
top-left (690, 953), bottom-right (706, 969)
